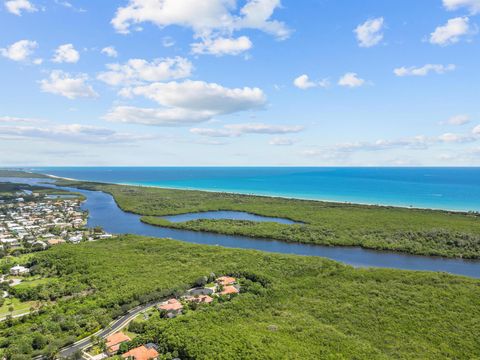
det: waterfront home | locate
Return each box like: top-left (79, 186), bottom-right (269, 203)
top-left (122, 344), bottom-right (159, 360)
top-left (220, 285), bottom-right (240, 295)
top-left (184, 295), bottom-right (214, 304)
top-left (158, 298), bottom-right (183, 317)
top-left (10, 265), bottom-right (30, 276)
top-left (106, 331), bottom-right (131, 355)
top-left (217, 276), bottom-right (236, 286)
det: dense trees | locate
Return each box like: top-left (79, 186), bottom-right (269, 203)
top-left (0, 236), bottom-right (479, 359)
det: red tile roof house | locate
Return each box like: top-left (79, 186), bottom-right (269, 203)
top-left (184, 294), bottom-right (214, 304)
top-left (122, 344), bottom-right (159, 360)
top-left (157, 298), bottom-right (183, 318)
top-left (220, 285), bottom-right (240, 296)
top-left (105, 332), bottom-right (131, 355)
top-left (216, 276), bottom-right (236, 286)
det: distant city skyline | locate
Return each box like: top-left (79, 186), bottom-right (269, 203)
top-left (1, 0), bottom-right (479, 166)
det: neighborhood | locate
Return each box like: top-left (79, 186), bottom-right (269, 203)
top-left (85, 276), bottom-right (241, 360)
top-left (0, 191), bottom-right (112, 256)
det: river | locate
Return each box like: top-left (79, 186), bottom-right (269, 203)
top-left (4, 177), bottom-right (480, 278)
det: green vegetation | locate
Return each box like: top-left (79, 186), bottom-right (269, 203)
top-left (0, 298), bottom-right (34, 319)
top-left (0, 236), bottom-right (479, 359)
top-left (58, 180), bottom-right (480, 259)
top-left (0, 170), bottom-right (49, 178)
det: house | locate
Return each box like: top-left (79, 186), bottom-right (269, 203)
top-left (220, 285), bottom-right (239, 296)
top-left (158, 298), bottom-right (183, 317)
top-left (184, 295), bottom-right (213, 304)
top-left (47, 238), bottom-right (66, 246)
top-left (122, 344), bottom-right (159, 360)
top-left (106, 331), bottom-right (131, 355)
top-left (32, 240), bottom-right (47, 249)
top-left (10, 265), bottom-right (30, 276)
top-left (216, 276), bottom-right (236, 286)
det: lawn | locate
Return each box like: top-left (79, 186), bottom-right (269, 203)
top-left (0, 298), bottom-right (34, 318)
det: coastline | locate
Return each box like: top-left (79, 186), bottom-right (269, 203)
top-left (41, 173), bottom-right (476, 214)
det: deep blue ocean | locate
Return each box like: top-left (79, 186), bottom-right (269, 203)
top-left (30, 167), bottom-right (480, 212)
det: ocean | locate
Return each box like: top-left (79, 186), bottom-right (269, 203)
top-left (31, 167), bottom-right (480, 212)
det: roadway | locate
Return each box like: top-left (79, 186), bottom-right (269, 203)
top-left (57, 300), bottom-right (163, 359)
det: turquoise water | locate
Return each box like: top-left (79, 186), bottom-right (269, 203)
top-left (31, 167), bottom-right (480, 211)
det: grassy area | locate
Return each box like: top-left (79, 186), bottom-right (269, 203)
top-left (13, 277), bottom-right (54, 290)
top-left (0, 236), bottom-right (479, 359)
top-left (0, 170), bottom-right (49, 179)
top-left (0, 298), bottom-right (34, 318)
top-left (57, 180), bottom-right (480, 259)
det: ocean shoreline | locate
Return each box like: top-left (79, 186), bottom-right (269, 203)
top-left (41, 173), bottom-right (477, 214)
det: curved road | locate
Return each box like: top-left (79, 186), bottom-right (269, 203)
top-left (58, 299), bottom-right (164, 359)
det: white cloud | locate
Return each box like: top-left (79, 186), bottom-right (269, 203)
top-left (445, 114), bottom-right (471, 125)
top-left (101, 46), bottom-right (118, 58)
top-left (103, 106), bottom-right (213, 126)
top-left (430, 17), bottom-right (473, 46)
top-left (394, 64), bottom-right (456, 77)
top-left (39, 70), bottom-right (98, 99)
top-left (106, 80), bottom-right (266, 126)
top-left (473, 125), bottom-right (480, 134)
top-left (52, 43), bottom-right (80, 63)
top-left (4, 0), bottom-right (37, 15)
top-left (0, 123), bottom-right (152, 143)
top-left (97, 57), bottom-right (193, 86)
top-left (191, 123), bottom-right (303, 137)
top-left (438, 132), bottom-right (475, 143)
top-left (338, 72), bottom-right (365, 88)
top-left (293, 74), bottom-right (329, 90)
top-left (191, 36), bottom-right (252, 56)
top-left (0, 40), bottom-right (38, 62)
top-left (443, 0), bottom-right (480, 14)
top-left (111, 0), bottom-right (291, 40)
top-left (269, 137), bottom-right (295, 145)
top-left (122, 80), bottom-right (266, 115)
top-left (354, 17), bottom-right (385, 48)
top-left (0, 115), bottom-right (45, 123)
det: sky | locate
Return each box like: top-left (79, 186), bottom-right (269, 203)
top-left (0, 0), bottom-right (479, 166)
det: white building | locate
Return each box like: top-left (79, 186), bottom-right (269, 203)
top-left (10, 265), bottom-right (30, 276)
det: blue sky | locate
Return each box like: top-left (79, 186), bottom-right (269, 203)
top-left (1, 0), bottom-right (479, 166)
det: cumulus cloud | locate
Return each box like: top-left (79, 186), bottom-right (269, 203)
top-left (444, 114), bottom-right (471, 125)
top-left (111, 0), bottom-right (291, 52)
top-left (338, 72), bottom-right (365, 88)
top-left (52, 43), bottom-right (80, 63)
top-left (394, 64), bottom-right (456, 77)
top-left (39, 70), bottom-right (98, 99)
top-left (473, 125), bottom-right (480, 134)
top-left (101, 46), bottom-right (118, 58)
top-left (443, 0), bottom-right (480, 14)
top-left (430, 17), bottom-right (473, 46)
top-left (293, 74), bottom-right (329, 90)
top-left (191, 36), bottom-right (252, 56)
top-left (438, 132), bottom-right (475, 143)
top-left (0, 123), bottom-right (152, 143)
top-left (354, 17), bottom-right (385, 48)
top-left (0, 40), bottom-right (39, 62)
top-left (4, 0), bottom-right (37, 15)
top-left (190, 123), bottom-right (303, 137)
top-left (105, 80), bottom-right (266, 126)
top-left (97, 57), bottom-right (193, 86)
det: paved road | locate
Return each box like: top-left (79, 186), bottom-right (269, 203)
top-left (57, 300), bottom-right (163, 359)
